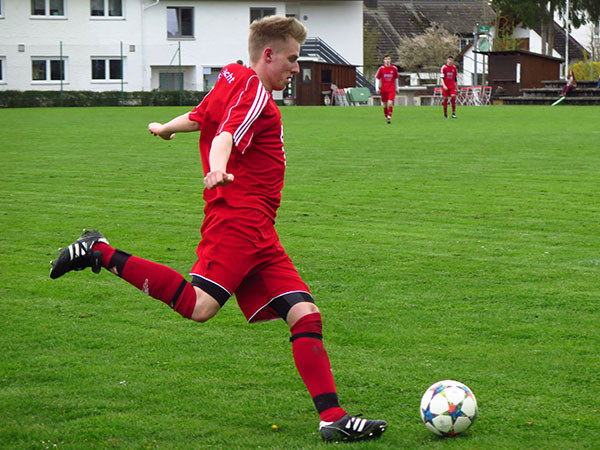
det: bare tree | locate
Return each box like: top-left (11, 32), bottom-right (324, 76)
top-left (397, 23), bottom-right (459, 82)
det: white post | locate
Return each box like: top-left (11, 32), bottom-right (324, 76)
top-left (473, 24), bottom-right (478, 85)
top-left (565, 0), bottom-right (569, 78)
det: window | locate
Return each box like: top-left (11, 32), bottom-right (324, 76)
top-left (31, 0), bottom-right (65, 16)
top-left (91, 0), bottom-right (123, 17)
top-left (167, 7), bottom-right (193, 38)
top-left (250, 7), bottom-right (276, 23)
top-left (302, 68), bottom-right (311, 83)
top-left (0, 58), bottom-right (4, 82)
top-left (159, 72), bottom-right (183, 91)
top-left (202, 67), bottom-right (222, 91)
top-left (92, 58), bottom-right (122, 80)
top-left (32, 58), bottom-right (66, 81)
top-left (459, 38), bottom-right (472, 52)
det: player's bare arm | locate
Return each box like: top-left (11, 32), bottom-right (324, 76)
top-left (148, 113), bottom-right (199, 140)
top-left (204, 132), bottom-right (234, 189)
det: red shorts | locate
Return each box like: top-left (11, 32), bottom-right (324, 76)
top-left (442, 86), bottom-right (456, 97)
top-left (381, 90), bottom-right (396, 103)
top-left (190, 202), bottom-right (310, 323)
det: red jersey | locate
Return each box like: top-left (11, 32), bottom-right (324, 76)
top-left (375, 64), bottom-right (399, 92)
top-left (440, 64), bottom-right (457, 89)
top-left (188, 64), bottom-right (285, 222)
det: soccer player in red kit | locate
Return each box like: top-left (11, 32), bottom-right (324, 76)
top-left (50, 16), bottom-right (387, 443)
top-left (375, 55), bottom-right (399, 124)
top-left (441, 55), bottom-right (458, 118)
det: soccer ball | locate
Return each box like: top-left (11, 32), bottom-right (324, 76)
top-left (420, 379), bottom-right (478, 436)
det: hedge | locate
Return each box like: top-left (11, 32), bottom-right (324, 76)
top-left (0, 90), bottom-right (208, 108)
top-left (569, 61), bottom-right (600, 82)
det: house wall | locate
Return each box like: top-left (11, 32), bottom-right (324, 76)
top-left (488, 51), bottom-right (561, 96)
top-left (293, 1), bottom-right (363, 67)
top-left (142, 1), bottom-right (258, 92)
top-left (521, 27), bottom-right (561, 58)
top-left (520, 53), bottom-right (560, 88)
top-left (488, 53), bottom-right (520, 96)
top-left (462, 45), bottom-right (488, 85)
top-left (0, 0), bottom-right (363, 95)
top-left (0, 0), bottom-right (144, 92)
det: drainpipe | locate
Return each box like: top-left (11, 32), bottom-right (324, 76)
top-left (144, 0), bottom-right (160, 10)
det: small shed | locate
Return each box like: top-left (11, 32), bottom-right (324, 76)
top-left (295, 60), bottom-right (356, 106)
top-left (483, 50), bottom-right (563, 97)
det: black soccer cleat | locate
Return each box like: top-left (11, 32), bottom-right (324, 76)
top-left (50, 229), bottom-right (109, 279)
top-left (319, 414), bottom-right (387, 443)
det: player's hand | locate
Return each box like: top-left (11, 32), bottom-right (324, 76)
top-left (376, 90), bottom-right (381, 95)
top-left (204, 170), bottom-right (234, 189)
top-left (148, 122), bottom-right (175, 140)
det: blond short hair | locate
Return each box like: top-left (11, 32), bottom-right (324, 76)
top-left (248, 16), bottom-right (307, 63)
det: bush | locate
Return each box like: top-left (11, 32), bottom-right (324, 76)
top-left (0, 90), bottom-right (207, 108)
top-left (569, 61), bottom-right (600, 81)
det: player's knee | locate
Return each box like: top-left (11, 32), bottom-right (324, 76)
top-left (268, 292), bottom-right (317, 325)
top-left (190, 309), bottom-right (213, 323)
top-left (190, 287), bottom-right (221, 322)
top-left (190, 304), bottom-right (218, 322)
top-left (292, 301), bottom-right (320, 316)
top-left (287, 301), bottom-right (320, 328)
top-left (289, 306), bottom-right (323, 340)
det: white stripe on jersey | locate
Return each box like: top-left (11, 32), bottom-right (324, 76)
top-left (240, 132), bottom-right (254, 153)
top-left (217, 90), bottom-right (245, 135)
top-left (216, 75), bottom-right (268, 150)
top-left (233, 78), bottom-right (268, 147)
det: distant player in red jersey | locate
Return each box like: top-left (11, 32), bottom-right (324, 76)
top-left (375, 55), bottom-right (399, 124)
top-left (441, 56), bottom-right (458, 118)
top-left (50, 16), bottom-right (386, 443)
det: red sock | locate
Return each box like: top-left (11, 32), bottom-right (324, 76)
top-left (388, 106), bottom-right (393, 118)
top-left (451, 97), bottom-right (456, 113)
top-left (383, 106), bottom-right (388, 117)
top-left (443, 98), bottom-right (448, 115)
top-left (291, 313), bottom-right (347, 422)
top-left (93, 242), bottom-right (196, 318)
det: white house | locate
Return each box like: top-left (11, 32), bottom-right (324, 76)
top-left (0, 0), bottom-right (363, 98)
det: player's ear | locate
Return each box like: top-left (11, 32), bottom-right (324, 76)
top-left (263, 47), bottom-right (274, 62)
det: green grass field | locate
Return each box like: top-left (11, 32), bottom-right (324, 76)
top-left (1, 104), bottom-right (599, 449)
